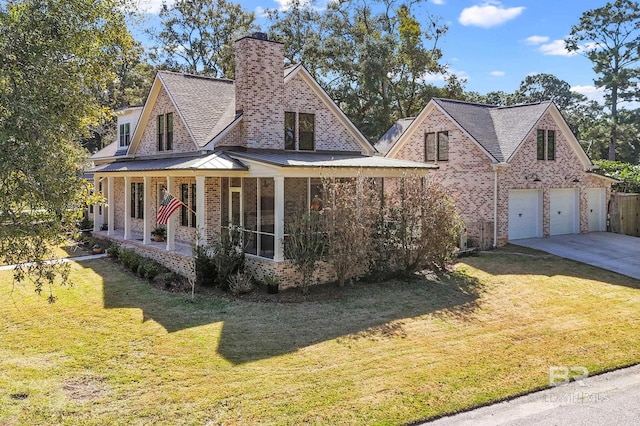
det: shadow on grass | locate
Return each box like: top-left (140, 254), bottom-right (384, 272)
top-left (98, 258), bottom-right (483, 364)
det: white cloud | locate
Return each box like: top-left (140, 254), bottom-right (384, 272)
top-left (490, 71), bottom-right (505, 77)
top-left (431, 0), bottom-right (446, 5)
top-left (538, 39), bottom-right (575, 56)
top-left (525, 35), bottom-right (549, 45)
top-left (135, 0), bottom-right (174, 14)
top-left (255, 6), bottom-right (268, 17)
top-left (459, 1), bottom-right (525, 28)
top-left (571, 85), bottom-right (604, 103)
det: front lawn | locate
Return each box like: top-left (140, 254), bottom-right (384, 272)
top-left (1, 248), bottom-right (639, 425)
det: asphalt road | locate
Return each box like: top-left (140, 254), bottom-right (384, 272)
top-left (423, 364), bottom-right (640, 426)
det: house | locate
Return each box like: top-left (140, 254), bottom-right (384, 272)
top-left (88, 32), bottom-right (433, 286)
top-left (380, 98), bottom-right (615, 248)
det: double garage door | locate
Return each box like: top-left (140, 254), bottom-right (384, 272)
top-left (508, 188), bottom-right (606, 240)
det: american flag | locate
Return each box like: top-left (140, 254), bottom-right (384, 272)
top-left (157, 193), bottom-right (185, 225)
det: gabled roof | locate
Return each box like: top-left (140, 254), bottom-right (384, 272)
top-left (384, 98), bottom-right (593, 168)
top-left (376, 117), bottom-right (415, 155)
top-left (284, 65), bottom-right (376, 156)
top-left (159, 71), bottom-right (236, 147)
top-left (432, 98), bottom-right (551, 162)
top-left (128, 71), bottom-right (236, 154)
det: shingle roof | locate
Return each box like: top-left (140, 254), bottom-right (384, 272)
top-left (432, 98), bottom-right (552, 162)
top-left (158, 71), bottom-right (236, 148)
top-left (376, 117), bottom-right (415, 155)
top-left (226, 150), bottom-right (436, 170)
top-left (90, 151), bottom-right (247, 173)
top-left (380, 98), bottom-right (554, 163)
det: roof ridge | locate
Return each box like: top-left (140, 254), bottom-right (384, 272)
top-left (434, 97), bottom-right (495, 107)
top-left (158, 70), bottom-right (234, 84)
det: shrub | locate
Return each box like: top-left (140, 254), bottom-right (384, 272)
top-left (192, 227), bottom-right (245, 291)
top-left (284, 211), bottom-right (326, 295)
top-left (143, 261), bottom-right (161, 280)
top-left (228, 271), bottom-right (254, 295)
top-left (106, 243), bottom-right (120, 260)
top-left (321, 176), bottom-right (379, 286)
top-left (371, 175), bottom-right (463, 276)
top-left (118, 248), bottom-right (142, 273)
top-left (193, 244), bottom-right (217, 287)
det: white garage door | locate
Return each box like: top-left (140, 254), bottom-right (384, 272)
top-left (508, 190), bottom-right (542, 240)
top-left (588, 188), bottom-right (606, 232)
top-left (550, 189), bottom-right (579, 235)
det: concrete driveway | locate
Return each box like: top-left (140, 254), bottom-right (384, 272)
top-left (511, 232), bottom-right (640, 281)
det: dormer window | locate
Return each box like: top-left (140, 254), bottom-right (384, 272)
top-left (285, 111), bottom-right (315, 151)
top-left (158, 112), bottom-right (174, 151)
top-left (119, 123), bottom-right (130, 147)
top-left (537, 129), bottom-right (555, 160)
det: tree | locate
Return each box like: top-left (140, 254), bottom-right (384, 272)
top-left (267, 0), bottom-right (449, 142)
top-left (515, 73), bottom-right (587, 110)
top-left (0, 0), bottom-right (133, 301)
top-left (149, 0), bottom-right (256, 78)
top-left (566, 0), bottom-right (640, 160)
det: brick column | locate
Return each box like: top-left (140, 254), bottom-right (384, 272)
top-left (107, 176), bottom-right (114, 236)
top-left (124, 176), bottom-right (131, 240)
top-left (274, 176), bottom-right (285, 261)
top-left (166, 176), bottom-right (176, 251)
top-left (143, 176), bottom-right (152, 245)
top-left (196, 175), bottom-right (206, 245)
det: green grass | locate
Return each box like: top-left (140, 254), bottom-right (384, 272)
top-left (1, 248), bottom-right (640, 425)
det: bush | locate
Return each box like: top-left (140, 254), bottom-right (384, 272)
top-left (118, 248), bottom-right (142, 273)
top-left (193, 244), bottom-right (217, 287)
top-left (284, 211), bottom-right (326, 295)
top-left (141, 261), bottom-right (161, 281)
top-left (106, 243), bottom-right (120, 260)
top-left (228, 271), bottom-right (254, 295)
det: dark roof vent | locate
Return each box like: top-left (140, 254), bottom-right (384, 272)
top-left (252, 32), bottom-right (268, 41)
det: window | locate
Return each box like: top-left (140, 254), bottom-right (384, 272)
top-left (537, 129), bottom-right (556, 161)
top-left (131, 182), bottom-right (144, 219)
top-left (425, 133), bottom-right (435, 162)
top-left (119, 123), bottom-right (130, 147)
top-left (166, 113), bottom-right (173, 150)
top-left (181, 184), bottom-right (189, 227)
top-left (285, 112), bottom-right (296, 150)
top-left (157, 115), bottom-right (164, 151)
top-left (284, 112), bottom-right (315, 151)
top-left (180, 183), bottom-right (197, 228)
top-left (137, 183), bottom-right (144, 219)
top-left (222, 177), bottom-right (275, 259)
top-left (130, 183), bottom-right (136, 218)
top-left (299, 113), bottom-right (315, 150)
top-left (437, 131), bottom-right (449, 161)
top-left (425, 131), bottom-right (449, 162)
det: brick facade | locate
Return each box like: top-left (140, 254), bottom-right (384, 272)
top-left (390, 107), bottom-right (612, 247)
top-left (234, 36), bottom-right (285, 150)
top-left (284, 72), bottom-right (365, 153)
top-left (136, 86), bottom-right (196, 156)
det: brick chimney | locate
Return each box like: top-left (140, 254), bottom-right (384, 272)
top-left (234, 32), bottom-right (285, 149)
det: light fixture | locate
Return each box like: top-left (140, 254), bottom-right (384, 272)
top-left (565, 175), bottom-right (580, 183)
top-left (526, 173), bottom-right (541, 182)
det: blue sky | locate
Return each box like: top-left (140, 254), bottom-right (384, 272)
top-left (134, 0), bottom-right (609, 102)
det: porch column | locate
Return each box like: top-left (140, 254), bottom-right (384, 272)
top-left (107, 176), bottom-right (114, 236)
top-left (143, 176), bottom-right (152, 245)
top-left (92, 176), bottom-right (100, 232)
top-left (123, 176), bottom-right (131, 240)
top-left (196, 175), bottom-right (206, 245)
top-left (166, 176), bottom-right (176, 251)
top-left (274, 176), bottom-right (285, 261)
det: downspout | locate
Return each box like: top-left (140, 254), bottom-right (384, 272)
top-left (493, 166), bottom-right (498, 248)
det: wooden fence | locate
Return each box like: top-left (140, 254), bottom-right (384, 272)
top-left (609, 193), bottom-right (640, 237)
